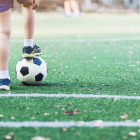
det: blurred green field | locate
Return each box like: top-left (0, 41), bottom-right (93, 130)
top-left (1, 13), bottom-right (140, 140)
top-left (11, 12), bottom-right (140, 39)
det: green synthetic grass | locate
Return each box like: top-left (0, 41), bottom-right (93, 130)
top-left (1, 13), bottom-right (140, 139)
top-left (2, 40), bottom-right (140, 95)
top-left (0, 97), bottom-right (140, 121)
top-left (1, 127), bottom-right (140, 140)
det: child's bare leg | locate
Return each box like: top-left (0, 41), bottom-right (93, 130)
top-left (0, 9), bottom-right (11, 76)
top-left (22, 0), bottom-right (42, 58)
top-left (64, 0), bottom-right (72, 16)
top-left (23, 0), bottom-right (35, 39)
top-left (23, 0), bottom-right (35, 47)
top-left (69, 0), bottom-right (80, 16)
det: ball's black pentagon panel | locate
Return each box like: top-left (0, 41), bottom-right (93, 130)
top-left (33, 58), bottom-right (42, 66)
top-left (35, 73), bottom-right (44, 81)
top-left (22, 82), bottom-right (30, 86)
top-left (20, 67), bottom-right (29, 76)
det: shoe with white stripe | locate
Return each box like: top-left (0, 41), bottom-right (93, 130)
top-left (0, 78), bottom-right (11, 90)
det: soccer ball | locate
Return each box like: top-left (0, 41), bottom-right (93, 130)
top-left (16, 57), bottom-right (47, 85)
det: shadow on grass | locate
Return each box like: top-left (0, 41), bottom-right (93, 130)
top-left (0, 79), bottom-right (140, 95)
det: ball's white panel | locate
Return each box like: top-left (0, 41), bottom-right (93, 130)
top-left (41, 66), bottom-right (47, 81)
top-left (16, 71), bottom-right (24, 82)
top-left (39, 57), bottom-right (47, 67)
top-left (16, 61), bottom-right (23, 72)
top-left (29, 64), bottom-right (41, 76)
top-left (23, 74), bottom-right (35, 84)
top-left (22, 58), bottom-right (33, 67)
top-left (16, 59), bottom-right (25, 82)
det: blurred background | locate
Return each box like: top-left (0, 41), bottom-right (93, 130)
top-left (12, 0), bottom-right (140, 13)
top-left (10, 0), bottom-right (140, 40)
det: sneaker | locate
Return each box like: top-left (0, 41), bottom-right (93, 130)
top-left (64, 14), bottom-right (71, 18)
top-left (22, 44), bottom-right (42, 58)
top-left (0, 78), bottom-right (11, 90)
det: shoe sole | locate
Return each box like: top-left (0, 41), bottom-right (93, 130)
top-left (0, 85), bottom-right (10, 90)
top-left (22, 53), bottom-right (42, 58)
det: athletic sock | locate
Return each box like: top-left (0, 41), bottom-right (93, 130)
top-left (74, 11), bottom-right (80, 17)
top-left (0, 70), bottom-right (9, 79)
top-left (24, 39), bottom-right (34, 48)
top-left (65, 11), bottom-right (72, 16)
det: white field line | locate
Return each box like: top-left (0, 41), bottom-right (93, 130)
top-left (10, 37), bottom-right (140, 43)
top-left (1, 93), bottom-right (140, 100)
top-left (0, 121), bottom-right (140, 127)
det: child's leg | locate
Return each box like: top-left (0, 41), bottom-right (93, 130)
top-left (69, 0), bottom-right (80, 16)
top-left (0, 9), bottom-right (11, 77)
top-left (23, 0), bottom-right (35, 47)
top-left (22, 0), bottom-right (42, 58)
top-left (64, 0), bottom-right (72, 16)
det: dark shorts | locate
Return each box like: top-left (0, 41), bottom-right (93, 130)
top-left (0, 0), bottom-right (27, 13)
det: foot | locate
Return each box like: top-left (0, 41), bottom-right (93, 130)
top-left (64, 14), bottom-right (71, 18)
top-left (74, 12), bottom-right (81, 18)
top-left (0, 78), bottom-right (11, 90)
top-left (22, 44), bottom-right (42, 59)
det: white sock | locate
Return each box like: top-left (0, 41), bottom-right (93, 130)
top-left (74, 11), bottom-right (80, 16)
top-left (0, 70), bottom-right (9, 79)
top-left (65, 11), bottom-right (72, 16)
top-left (24, 39), bottom-right (34, 48)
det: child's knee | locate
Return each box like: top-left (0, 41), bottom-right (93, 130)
top-left (0, 28), bottom-right (11, 37)
top-left (23, 0), bottom-right (33, 7)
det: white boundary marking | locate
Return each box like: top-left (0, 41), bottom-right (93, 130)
top-left (1, 93), bottom-right (140, 100)
top-left (0, 121), bottom-right (140, 127)
top-left (1, 94), bottom-right (140, 128)
top-left (10, 37), bottom-right (140, 43)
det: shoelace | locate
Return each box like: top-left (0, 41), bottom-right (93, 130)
top-left (34, 45), bottom-right (40, 51)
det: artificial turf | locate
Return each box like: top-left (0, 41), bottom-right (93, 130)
top-left (1, 127), bottom-right (140, 140)
top-left (0, 97), bottom-right (140, 121)
top-left (2, 40), bottom-right (140, 95)
top-left (1, 12), bottom-right (140, 139)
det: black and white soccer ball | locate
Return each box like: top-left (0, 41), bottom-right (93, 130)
top-left (16, 57), bottom-right (47, 85)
